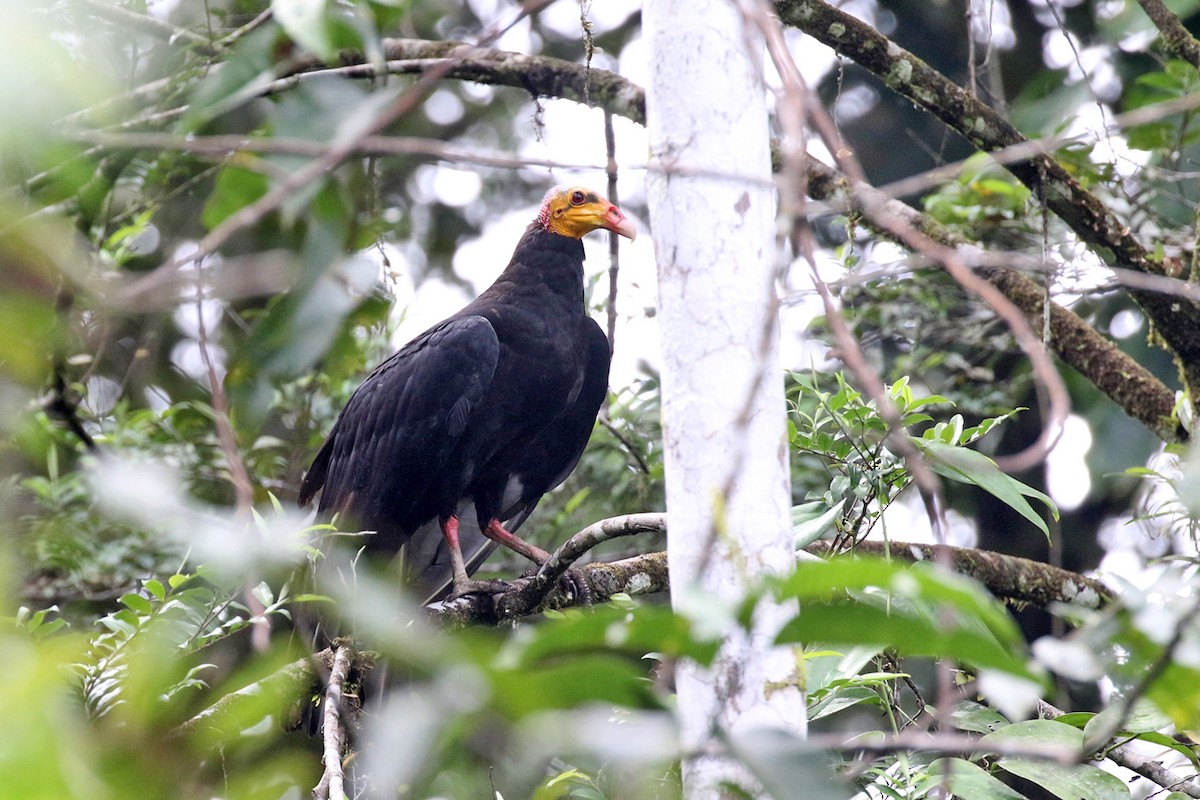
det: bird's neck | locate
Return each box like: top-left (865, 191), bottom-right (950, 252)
top-left (495, 224), bottom-right (587, 306)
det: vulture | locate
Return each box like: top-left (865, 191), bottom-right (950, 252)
top-left (299, 186), bottom-right (637, 601)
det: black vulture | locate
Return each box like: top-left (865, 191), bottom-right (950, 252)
top-left (299, 186), bottom-right (636, 600)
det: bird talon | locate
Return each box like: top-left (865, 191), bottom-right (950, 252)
top-left (522, 565), bottom-right (592, 605)
top-left (449, 578), bottom-right (512, 600)
top-left (564, 568), bottom-right (593, 606)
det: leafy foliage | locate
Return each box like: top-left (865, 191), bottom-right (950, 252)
top-left (4, 0), bottom-right (1200, 798)
top-left (789, 373), bottom-right (1055, 545)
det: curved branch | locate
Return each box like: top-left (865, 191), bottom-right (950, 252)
top-left (494, 512), bottom-right (668, 616)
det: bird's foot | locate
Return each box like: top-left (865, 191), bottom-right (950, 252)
top-left (521, 565), bottom-right (593, 606)
top-left (448, 577), bottom-right (512, 600)
top-left (564, 567), bottom-right (593, 606)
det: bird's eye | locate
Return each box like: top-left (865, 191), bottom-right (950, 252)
top-left (569, 190), bottom-right (586, 205)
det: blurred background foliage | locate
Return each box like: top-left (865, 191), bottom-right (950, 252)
top-left (4, 0), bottom-right (1200, 798)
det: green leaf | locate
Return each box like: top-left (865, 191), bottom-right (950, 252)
top-left (119, 593), bottom-right (153, 616)
top-left (489, 654), bottom-right (661, 717)
top-left (792, 500), bottom-right (843, 548)
top-left (1127, 121), bottom-right (1175, 151)
top-left (202, 166), bottom-right (268, 230)
top-left (916, 439), bottom-right (1056, 537)
top-left (273, 0), bottom-right (337, 60)
top-left (807, 686), bottom-right (880, 721)
top-left (950, 700), bottom-right (1010, 734)
top-left (773, 559), bottom-right (1038, 681)
top-left (182, 25), bottom-right (281, 131)
top-left (979, 721), bottom-right (1130, 800)
top-left (915, 758), bottom-right (1026, 800)
top-left (1084, 697), bottom-right (1172, 738)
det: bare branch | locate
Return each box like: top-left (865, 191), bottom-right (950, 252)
top-left (604, 110), bottom-right (622, 350)
top-left (313, 644), bottom-right (352, 800)
top-left (497, 513), bottom-right (668, 615)
top-left (484, 514), bottom-right (665, 620)
top-left (71, 131), bottom-right (602, 174)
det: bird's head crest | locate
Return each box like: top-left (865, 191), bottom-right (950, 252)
top-left (537, 186), bottom-right (637, 241)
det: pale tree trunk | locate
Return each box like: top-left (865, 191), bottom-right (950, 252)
top-left (643, 1), bottom-right (808, 797)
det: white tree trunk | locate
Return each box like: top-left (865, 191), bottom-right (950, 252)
top-left (644, 1), bottom-right (807, 797)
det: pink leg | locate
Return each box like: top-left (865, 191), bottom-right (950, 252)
top-left (482, 519), bottom-right (552, 565)
top-left (440, 515), bottom-right (510, 599)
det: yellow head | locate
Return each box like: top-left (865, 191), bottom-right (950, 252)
top-left (537, 186), bottom-right (637, 240)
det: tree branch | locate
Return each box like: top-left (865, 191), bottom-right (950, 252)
top-left (493, 513), bottom-right (667, 617)
top-left (426, 549), bottom-right (669, 628)
top-left (311, 38), bottom-right (647, 124)
top-left (803, 157), bottom-right (1187, 444)
top-left (71, 0), bottom-right (218, 54)
top-left (842, 539), bottom-right (1112, 610)
top-left (1136, 0), bottom-right (1200, 68)
top-left (776, 0), bottom-right (1200, 400)
top-left (313, 644), bottom-right (352, 800)
top-left (423, 513), bottom-right (1110, 627)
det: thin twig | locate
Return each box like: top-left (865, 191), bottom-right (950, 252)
top-left (599, 417), bottom-right (652, 475)
top-left (802, 156), bottom-right (1186, 444)
top-left (193, 276), bottom-right (253, 514)
top-left (192, 259), bottom-right (266, 650)
top-left (801, 58), bottom-right (1070, 473)
top-left (742, 0), bottom-right (950, 545)
top-left (604, 110), bottom-right (621, 351)
top-left (70, 130), bottom-right (604, 173)
top-left (72, 0), bottom-right (217, 53)
top-left (213, 7), bottom-right (274, 51)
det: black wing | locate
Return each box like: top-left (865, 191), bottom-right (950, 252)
top-left (299, 315), bottom-right (500, 552)
top-left (406, 319), bottom-right (612, 602)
